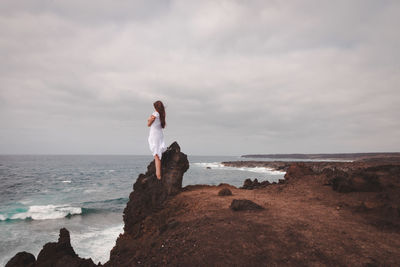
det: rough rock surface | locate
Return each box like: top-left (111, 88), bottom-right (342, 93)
top-left (5, 252), bottom-right (35, 267)
top-left (105, 141), bottom-right (189, 266)
top-left (122, 141), bottom-right (189, 236)
top-left (218, 187), bottom-right (232, 196)
top-left (222, 160), bottom-right (290, 171)
top-left (230, 199), bottom-right (264, 211)
top-left (7, 228), bottom-right (97, 267)
top-left (6, 141), bottom-right (188, 267)
top-left (36, 228), bottom-right (97, 267)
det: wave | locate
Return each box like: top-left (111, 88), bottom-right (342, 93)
top-left (0, 198), bottom-right (129, 222)
top-left (0, 204), bottom-right (82, 221)
top-left (194, 162), bottom-right (286, 175)
top-left (81, 197), bottom-right (128, 206)
top-left (81, 197), bottom-right (128, 212)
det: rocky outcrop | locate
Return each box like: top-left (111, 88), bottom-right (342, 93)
top-left (6, 141), bottom-right (189, 267)
top-left (122, 141), bottom-right (189, 236)
top-left (35, 228), bottom-right (97, 267)
top-left (241, 178), bottom-right (285, 189)
top-left (284, 163), bottom-right (315, 181)
top-left (5, 252), bottom-right (35, 267)
top-left (6, 228), bottom-right (97, 267)
top-left (105, 141), bottom-right (189, 266)
top-left (222, 161), bottom-right (290, 171)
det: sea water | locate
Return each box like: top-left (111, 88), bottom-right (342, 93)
top-left (0, 155), bottom-right (285, 265)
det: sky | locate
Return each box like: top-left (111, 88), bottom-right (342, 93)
top-left (0, 0), bottom-right (399, 155)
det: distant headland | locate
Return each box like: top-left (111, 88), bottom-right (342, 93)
top-left (241, 152), bottom-right (400, 161)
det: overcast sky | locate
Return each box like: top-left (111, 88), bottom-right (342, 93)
top-left (0, 0), bottom-right (399, 155)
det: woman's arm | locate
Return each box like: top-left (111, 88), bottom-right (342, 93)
top-left (147, 115), bottom-right (156, 127)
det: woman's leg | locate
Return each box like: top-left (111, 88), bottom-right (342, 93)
top-left (155, 154), bottom-right (161, 179)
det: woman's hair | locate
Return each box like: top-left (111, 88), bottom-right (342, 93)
top-left (153, 100), bottom-right (166, 128)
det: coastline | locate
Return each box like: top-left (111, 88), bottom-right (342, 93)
top-left (6, 147), bottom-right (400, 266)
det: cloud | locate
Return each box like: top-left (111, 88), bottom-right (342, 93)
top-left (0, 0), bottom-right (399, 155)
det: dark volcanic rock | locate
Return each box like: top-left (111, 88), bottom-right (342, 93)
top-left (218, 188), bottom-right (232, 196)
top-left (5, 252), bottom-right (35, 267)
top-left (330, 169), bottom-right (382, 193)
top-left (284, 163), bottom-right (314, 181)
top-left (241, 178), bottom-right (271, 189)
top-left (35, 228), bottom-right (97, 267)
top-left (122, 141), bottom-right (189, 237)
top-left (6, 228), bottom-right (98, 267)
top-left (230, 199), bottom-right (264, 211)
top-left (8, 142), bottom-right (189, 267)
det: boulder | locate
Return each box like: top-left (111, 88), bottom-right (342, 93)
top-left (230, 199), bottom-right (264, 211)
top-left (218, 188), bottom-right (232, 196)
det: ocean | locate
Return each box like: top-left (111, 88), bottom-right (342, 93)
top-left (0, 155), bottom-right (286, 266)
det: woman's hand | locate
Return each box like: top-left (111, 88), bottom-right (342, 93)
top-left (147, 115), bottom-right (156, 127)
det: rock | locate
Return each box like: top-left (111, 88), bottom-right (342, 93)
top-left (7, 228), bottom-right (97, 267)
top-left (284, 163), bottom-right (315, 181)
top-left (230, 199), bottom-right (264, 211)
top-left (6, 228), bottom-right (98, 267)
top-left (5, 252), bottom-right (35, 267)
top-left (5, 141), bottom-right (190, 267)
top-left (218, 188), bottom-right (232, 196)
top-left (122, 141), bottom-right (189, 236)
top-left (206, 166), bottom-right (211, 169)
top-left (242, 178), bottom-right (255, 189)
top-left (331, 170), bottom-right (382, 193)
top-left (241, 178), bottom-right (270, 189)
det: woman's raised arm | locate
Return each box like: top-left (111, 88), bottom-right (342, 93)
top-left (147, 115), bottom-right (156, 127)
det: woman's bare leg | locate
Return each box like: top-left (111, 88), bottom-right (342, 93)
top-left (155, 154), bottom-right (161, 179)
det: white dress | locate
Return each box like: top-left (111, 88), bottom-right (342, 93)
top-left (148, 111), bottom-right (167, 159)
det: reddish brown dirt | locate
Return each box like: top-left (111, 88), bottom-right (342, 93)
top-left (108, 164), bottom-right (400, 266)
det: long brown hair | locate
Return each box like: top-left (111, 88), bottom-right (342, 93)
top-left (153, 100), bottom-right (166, 128)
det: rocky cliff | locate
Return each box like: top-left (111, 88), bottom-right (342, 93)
top-left (6, 142), bottom-right (189, 267)
top-left (105, 141), bottom-right (189, 266)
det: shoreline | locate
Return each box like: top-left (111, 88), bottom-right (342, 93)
top-left (6, 145), bottom-right (400, 266)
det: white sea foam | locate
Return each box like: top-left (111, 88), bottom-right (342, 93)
top-left (0, 204), bottom-right (82, 221)
top-left (194, 162), bottom-right (286, 175)
top-left (71, 224), bottom-right (123, 264)
top-left (62, 180), bottom-right (72, 183)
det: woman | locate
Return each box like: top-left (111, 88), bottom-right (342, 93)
top-left (147, 100), bottom-right (167, 180)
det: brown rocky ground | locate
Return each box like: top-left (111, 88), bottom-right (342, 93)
top-left (106, 166), bottom-right (400, 266)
